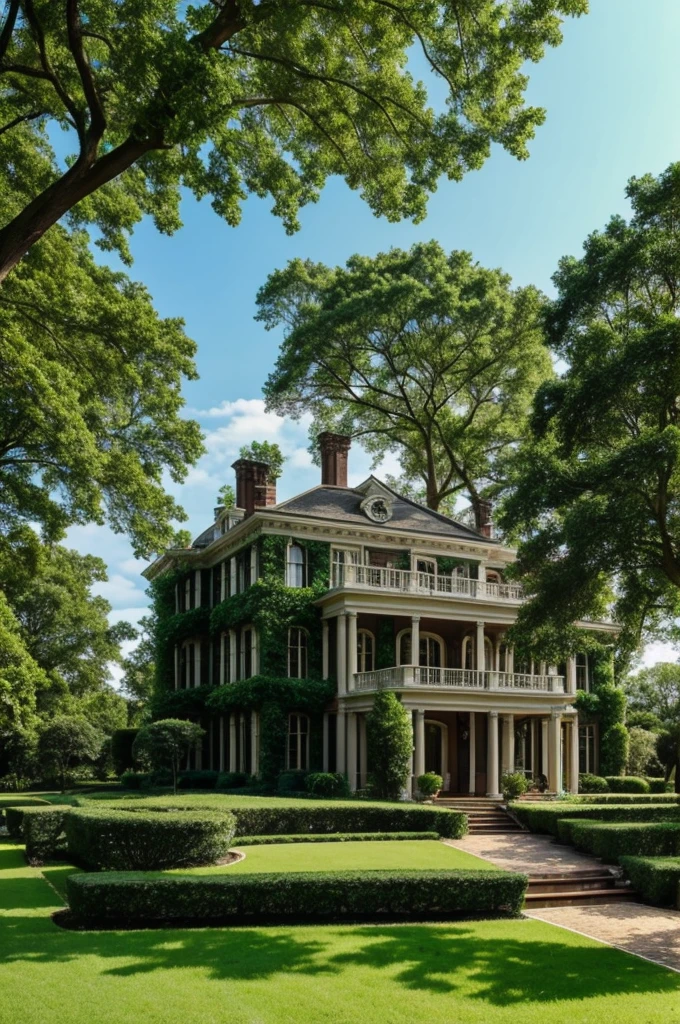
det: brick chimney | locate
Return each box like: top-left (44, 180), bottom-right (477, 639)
top-left (231, 459), bottom-right (277, 517)
top-left (477, 499), bottom-right (493, 538)
top-left (318, 432), bottom-right (351, 487)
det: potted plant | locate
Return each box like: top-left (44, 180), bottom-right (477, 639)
top-left (416, 772), bottom-right (443, 802)
top-left (500, 771), bottom-right (529, 803)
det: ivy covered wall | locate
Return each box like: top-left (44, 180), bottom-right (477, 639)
top-left (575, 648), bottom-right (628, 775)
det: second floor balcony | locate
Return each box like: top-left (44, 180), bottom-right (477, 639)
top-left (331, 564), bottom-right (523, 603)
top-left (352, 665), bottom-right (565, 695)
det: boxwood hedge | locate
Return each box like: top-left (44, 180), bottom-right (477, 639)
top-left (111, 799), bottom-right (468, 840)
top-left (0, 795), bottom-right (49, 823)
top-left (603, 776), bottom-right (650, 793)
top-left (235, 832), bottom-right (441, 846)
top-left (7, 805), bottom-right (71, 861)
top-left (510, 802), bottom-right (680, 836)
top-left (67, 868), bottom-right (526, 926)
top-left (619, 856), bottom-right (680, 907)
top-left (571, 794), bottom-right (680, 804)
top-left (66, 806), bottom-right (236, 870)
top-left (563, 821), bottom-right (680, 861)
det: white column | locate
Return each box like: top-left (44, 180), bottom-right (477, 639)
top-left (347, 712), bottom-right (358, 792)
top-left (336, 707), bottom-right (347, 773)
top-left (414, 708), bottom-right (426, 780)
top-left (229, 713), bottom-right (237, 772)
top-left (219, 716), bottom-right (225, 772)
top-left (476, 620), bottom-right (485, 672)
top-left (250, 712), bottom-right (259, 776)
top-left (337, 613), bottom-right (347, 695)
top-left (250, 545), bottom-right (258, 583)
top-left (220, 561), bottom-right (226, 602)
top-left (486, 710), bottom-right (500, 799)
top-left (359, 715), bottom-right (368, 790)
top-left (408, 711), bottom-right (415, 794)
top-left (322, 620), bottom-right (330, 680)
top-left (507, 646), bottom-right (515, 675)
top-left (229, 557), bottom-right (236, 596)
top-left (541, 718), bottom-right (549, 778)
top-left (531, 718), bottom-right (538, 775)
top-left (569, 714), bottom-right (579, 794)
top-left (322, 713), bottom-right (329, 771)
top-left (549, 709), bottom-right (562, 794)
top-left (347, 611), bottom-right (358, 691)
top-left (501, 714), bottom-right (515, 774)
top-left (229, 629), bottom-right (237, 682)
top-left (411, 615), bottom-right (421, 663)
top-left (566, 656), bottom-right (577, 695)
top-left (468, 712), bottom-right (476, 794)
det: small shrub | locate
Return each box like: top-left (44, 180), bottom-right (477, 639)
top-left (646, 778), bottom-right (672, 794)
top-left (67, 869), bottom-right (527, 925)
top-left (566, 821), bottom-right (680, 861)
top-left (306, 772), bottom-right (350, 799)
top-left (216, 771), bottom-right (250, 790)
top-left (66, 806), bottom-right (236, 870)
top-left (501, 772), bottom-right (528, 802)
top-left (277, 770), bottom-right (308, 794)
top-left (120, 770), bottom-right (150, 790)
top-left (604, 776), bottom-right (650, 794)
top-left (619, 856), bottom-right (680, 906)
top-left (178, 770), bottom-right (218, 790)
top-left (417, 773), bottom-right (443, 798)
top-left (235, 832), bottom-right (440, 846)
top-left (579, 774), bottom-right (609, 794)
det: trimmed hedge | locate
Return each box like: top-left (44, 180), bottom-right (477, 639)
top-left (306, 772), bottom-right (350, 799)
top-left (216, 771), bottom-right (250, 790)
top-left (0, 795), bottom-right (48, 823)
top-left (66, 806), bottom-right (236, 870)
top-left (510, 802), bottom-right (680, 837)
top-left (604, 776), bottom-right (650, 794)
top-left (114, 798), bottom-right (468, 840)
top-left (178, 771), bottom-right (219, 790)
top-left (646, 778), bottom-right (673, 794)
top-left (21, 806), bottom-right (71, 862)
top-left (619, 856), bottom-right (680, 907)
top-left (67, 868), bottom-right (527, 926)
top-left (578, 774), bottom-right (609, 794)
top-left (571, 794), bottom-right (680, 804)
top-left (563, 821), bottom-right (680, 861)
top-left (235, 832), bottom-right (441, 846)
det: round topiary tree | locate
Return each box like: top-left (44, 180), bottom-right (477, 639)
top-left (366, 691), bottom-right (412, 800)
top-left (37, 716), bottom-right (104, 792)
top-left (132, 719), bottom-right (205, 794)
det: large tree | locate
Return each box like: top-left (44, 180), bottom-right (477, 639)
top-left (500, 163), bottom-right (680, 661)
top-left (0, 220), bottom-right (203, 555)
top-left (260, 242), bottom-right (552, 523)
top-left (0, 1), bottom-right (586, 283)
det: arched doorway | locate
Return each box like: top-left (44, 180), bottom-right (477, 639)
top-left (424, 720), bottom-right (448, 780)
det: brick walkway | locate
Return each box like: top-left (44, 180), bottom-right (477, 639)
top-left (449, 832), bottom-right (680, 973)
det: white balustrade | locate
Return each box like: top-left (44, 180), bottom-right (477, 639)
top-left (331, 564), bottom-right (523, 602)
top-left (352, 666), bottom-right (564, 694)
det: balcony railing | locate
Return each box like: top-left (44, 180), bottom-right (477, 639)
top-left (352, 665), bottom-right (565, 694)
top-left (331, 564), bottom-right (523, 602)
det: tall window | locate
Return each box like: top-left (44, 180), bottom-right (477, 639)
top-left (357, 629), bottom-right (375, 672)
top-left (398, 631), bottom-right (444, 667)
top-left (288, 713), bottom-right (309, 770)
top-left (579, 724), bottom-right (597, 773)
top-left (286, 544), bottom-right (307, 587)
top-left (288, 628), bottom-right (308, 679)
top-left (332, 547), bottom-right (359, 584)
top-left (241, 626), bottom-right (255, 679)
top-left (576, 653), bottom-right (590, 691)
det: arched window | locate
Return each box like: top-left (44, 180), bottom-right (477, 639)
top-left (286, 544), bottom-right (307, 587)
top-left (397, 630), bottom-right (444, 667)
top-left (486, 569), bottom-right (502, 586)
top-left (576, 653), bottom-right (590, 691)
top-left (288, 628), bottom-right (308, 679)
top-left (357, 629), bottom-right (375, 672)
top-left (288, 713), bottom-right (309, 770)
top-left (484, 636), bottom-right (493, 670)
top-left (497, 639), bottom-right (509, 673)
top-left (461, 633), bottom-right (492, 670)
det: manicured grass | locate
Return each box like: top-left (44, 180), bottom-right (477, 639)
top-left (2, 840), bottom-right (680, 1023)
top-left (77, 792), bottom-right (426, 809)
top-left (181, 839), bottom-right (494, 875)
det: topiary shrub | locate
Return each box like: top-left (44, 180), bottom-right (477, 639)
top-left (67, 868), bottom-right (527, 926)
top-left (178, 770), bottom-right (218, 790)
top-left (65, 806), bottom-right (236, 870)
top-left (579, 773), bottom-right (609, 794)
top-left (366, 691), bottom-right (412, 799)
top-left (417, 773), bottom-right (443, 799)
top-left (306, 772), bottom-right (350, 799)
top-left (619, 856), bottom-right (680, 906)
top-left (501, 772), bottom-right (528, 802)
top-left (216, 771), bottom-right (250, 790)
top-left (604, 776), bottom-right (650, 793)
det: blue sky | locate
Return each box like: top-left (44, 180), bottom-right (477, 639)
top-left (65, 0), bottom-right (680, 675)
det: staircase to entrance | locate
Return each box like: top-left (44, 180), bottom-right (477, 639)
top-left (436, 795), bottom-right (523, 835)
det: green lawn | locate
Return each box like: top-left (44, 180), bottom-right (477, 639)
top-left (2, 840), bottom-right (680, 1024)
top-left (181, 839), bottom-right (493, 874)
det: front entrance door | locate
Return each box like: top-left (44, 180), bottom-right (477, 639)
top-left (425, 722), bottom-right (443, 776)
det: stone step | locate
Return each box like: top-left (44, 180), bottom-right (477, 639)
top-left (527, 875), bottom-right (620, 894)
top-left (524, 888), bottom-right (638, 909)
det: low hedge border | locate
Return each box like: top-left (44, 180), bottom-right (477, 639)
top-left (571, 794), bottom-right (680, 804)
top-left (5, 805), bottom-right (71, 862)
top-left (234, 832), bottom-right (441, 846)
top-left (510, 803), bottom-right (680, 836)
top-left (0, 795), bottom-right (49, 823)
top-left (562, 821), bottom-right (680, 861)
top-left (619, 856), bottom-right (680, 907)
top-left (66, 869), bottom-right (526, 927)
top-left (109, 799), bottom-right (468, 840)
top-left (66, 806), bottom-right (237, 870)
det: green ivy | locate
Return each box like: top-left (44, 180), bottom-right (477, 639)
top-left (574, 649), bottom-right (628, 776)
top-left (436, 556), bottom-right (477, 577)
top-left (376, 617), bottom-right (396, 670)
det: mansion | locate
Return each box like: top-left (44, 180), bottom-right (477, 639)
top-left (144, 434), bottom-right (615, 797)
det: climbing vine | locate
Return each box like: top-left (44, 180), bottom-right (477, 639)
top-left (575, 647), bottom-right (628, 775)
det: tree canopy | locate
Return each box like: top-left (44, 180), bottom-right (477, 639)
top-left (238, 440), bottom-right (286, 480)
top-left (500, 163), bottom-right (680, 661)
top-left (622, 663), bottom-right (680, 733)
top-left (260, 242), bottom-right (552, 523)
top-left (0, 220), bottom-right (203, 556)
top-left (0, 0), bottom-right (587, 283)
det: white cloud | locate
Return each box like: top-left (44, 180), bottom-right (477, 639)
top-left (640, 641), bottom-right (679, 668)
top-left (92, 574), bottom-right (147, 609)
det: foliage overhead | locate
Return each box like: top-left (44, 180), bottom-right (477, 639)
top-left (238, 440), bottom-right (286, 480)
top-left (0, 0), bottom-right (587, 283)
top-left (0, 223), bottom-right (203, 556)
top-left (500, 163), bottom-right (680, 661)
top-left (260, 242), bottom-right (552, 522)
top-left (36, 714), bottom-right (103, 791)
top-left (623, 663), bottom-right (680, 732)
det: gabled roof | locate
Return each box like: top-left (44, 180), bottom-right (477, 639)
top-left (271, 476), bottom-right (490, 541)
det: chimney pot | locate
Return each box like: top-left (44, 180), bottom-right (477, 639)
top-left (318, 432), bottom-right (351, 487)
top-left (231, 459), bottom-right (277, 517)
